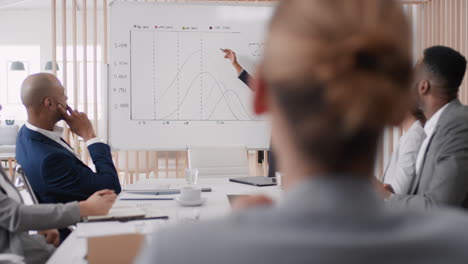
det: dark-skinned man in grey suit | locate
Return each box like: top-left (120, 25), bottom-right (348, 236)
top-left (384, 46), bottom-right (468, 210)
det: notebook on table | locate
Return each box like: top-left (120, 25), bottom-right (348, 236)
top-left (85, 207), bottom-right (147, 222)
top-left (229, 176), bottom-right (277, 187)
top-left (85, 206), bottom-right (168, 222)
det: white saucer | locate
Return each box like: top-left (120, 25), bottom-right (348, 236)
top-left (175, 197), bottom-right (206, 207)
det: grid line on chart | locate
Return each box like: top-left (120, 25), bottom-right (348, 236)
top-left (153, 31), bottom-right (156, 119)
top-left (200, 32), bottom-right (203, 119)
top-left (129, 29), bottom-right (261, 122)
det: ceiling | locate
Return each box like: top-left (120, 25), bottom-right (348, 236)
top-left (0, 0), bottom-right (49, 10)
top-left (0, 0), bottom-right (104, 11)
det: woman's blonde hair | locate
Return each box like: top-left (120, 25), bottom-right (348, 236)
top-left (263, 0), bottom-right (413, 170)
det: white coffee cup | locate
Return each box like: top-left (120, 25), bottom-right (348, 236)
top-left (179, 186), bottom-right (202, 202)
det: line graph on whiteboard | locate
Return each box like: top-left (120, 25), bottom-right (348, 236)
top-left (129, 29), bottom-right (263, 121)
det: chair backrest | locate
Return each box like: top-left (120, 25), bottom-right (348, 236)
top-left (117, 151), bottom-right (157, 173)
top-left (188, 145), bottom-right (249, 178)
top-left (13, 165), bottom-right (38, 205)
top-left (0, 125), bottom-right (19, 145)
top-left (13, 165), bottom-right (77, 231)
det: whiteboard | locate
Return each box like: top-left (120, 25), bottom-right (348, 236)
top-left (109, 1), bottom-right (275, 150)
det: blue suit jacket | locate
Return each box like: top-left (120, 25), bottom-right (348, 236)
top-left (16, 126), bottom-right (121, 204)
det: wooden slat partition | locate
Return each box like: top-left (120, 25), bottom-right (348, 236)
top-left (93, 0), bottom-right (99, 130)
top-left (61, 0), bottom-right (67, 92)
top-left (83, 0), bottom-right (88, 115)
top-left (72, 0), bottom-right (79, 151)
top-left (378, 3), bottom-right (418, 178)
top-left (418, 0), bottom-right (468, 101)
top-left (51, 0), bottom-right (57, 75)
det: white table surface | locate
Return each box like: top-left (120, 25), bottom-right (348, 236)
top-left (47, 178), bottom-right (282, 264)
top-left (0, 153), bottom-right (15, 159)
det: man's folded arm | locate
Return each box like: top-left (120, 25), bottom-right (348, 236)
top-left (42, 150), bottom-right (121, 198)
top-left (0, 192), bottom-right (80, 232)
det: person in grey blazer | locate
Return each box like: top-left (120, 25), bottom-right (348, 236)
top-left (135, 1), bottom-right (468, 264)
top-left (0, 165), bottom-right (116, 264)
top-left (383, 46), bottom-right (468, 210)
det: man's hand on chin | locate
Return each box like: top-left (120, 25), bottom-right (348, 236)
top-left (57, 104), bottom-right (96, 141)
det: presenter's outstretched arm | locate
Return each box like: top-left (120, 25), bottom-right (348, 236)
top-left (221, 48), bottom-right (254, 91)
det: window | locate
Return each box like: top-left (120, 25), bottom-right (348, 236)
top-left (0, 46), bottom-right (40, 121)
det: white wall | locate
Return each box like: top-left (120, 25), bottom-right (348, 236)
top-left (0, 7), bottom-right (105, 123)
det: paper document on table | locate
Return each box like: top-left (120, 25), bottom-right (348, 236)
top-left (123, 183), bottom-right (171, 191)
top-left (118, 192), bottom-right (175, 200)
top-left (77, 222), bottom-right (137, 237)
top-left (76, 220), bottom-right (168, 238)
top-left (77, 206), bottom-right (169, 238)
top-left (123, 179), bottom-right (187, 192)
top-left (86, 207), bottom-right (146, 222)
top-left (85, 203), bottom-right (168, 222)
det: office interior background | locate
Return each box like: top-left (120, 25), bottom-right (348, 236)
top-left (0, 0), bottom-right (467, 185)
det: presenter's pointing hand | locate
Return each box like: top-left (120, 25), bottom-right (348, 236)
top-left (58, 104), bottom-right (96, 141)
top-left (222, 49), bottom-right (238, 65)
top-left (221, 48), bottom-right (243, 75)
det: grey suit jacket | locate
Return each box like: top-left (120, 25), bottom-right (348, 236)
top-left (0, 166), bottom-right (80, 264)
top-left (389, 99), bottom-right (468, 210)
top-left (135, 177), bottom-right (468, 264)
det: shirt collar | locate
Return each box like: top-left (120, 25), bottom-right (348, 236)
top-left (25, 122), bottom-right (64, 142)
top-left (408, 120), bottom-right (423, 132)
top-left (424, 102), bottom-right (451, 137)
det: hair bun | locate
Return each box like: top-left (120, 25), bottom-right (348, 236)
top-left (322, 31), bottom-right (413, 133)
top-left (355, 50), bottom-right (379, 71)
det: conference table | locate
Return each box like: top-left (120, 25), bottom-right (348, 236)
top-left (47, 178), bottom-right (282, 264)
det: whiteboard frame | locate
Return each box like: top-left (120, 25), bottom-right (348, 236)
top-left (107, 0), bottom-right (276, 151)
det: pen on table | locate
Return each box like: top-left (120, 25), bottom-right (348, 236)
top-left (120, 198), bottom-right (174, 201)
top-left (124, 188), bottom-right (212, 196)
top-left (119, 216), bottom-right (169, 222)
top-left (84, 216), bottom-right (170, 223)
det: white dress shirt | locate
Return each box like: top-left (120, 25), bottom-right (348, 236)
top-left (415, 102), bottom-right (451, 174)
top-left (383, 121), bottom-right (425, 194)
top-left (25, 122), bottom-right (101, 160)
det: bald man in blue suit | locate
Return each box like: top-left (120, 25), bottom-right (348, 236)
top-left (16, 73), bottom-right (121, 239)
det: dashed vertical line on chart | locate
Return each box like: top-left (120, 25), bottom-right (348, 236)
top-left (200, 32), bottom-right (203, 120)
top-left (129, 30), bottom-right (133, 120)
top-left (177, 32), bottom-right (180, 120)
top-left (153, 31), bottom-right (156, 119)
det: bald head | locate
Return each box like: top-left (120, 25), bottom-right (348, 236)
top-left (21, 73), bottom-right (64, 110)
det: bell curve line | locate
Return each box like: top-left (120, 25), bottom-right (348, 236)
top-left (132, 29), bottom-right (244, 104)
top-left (154, 49), bottom-right (202, 103)
top-left (206, 90), bottom-right (255, 120)
top-left (153, 48), bottom-right (240, 104)
top-left (161, 71), bottom-right (253, 120)
top-left (157, 71), bottom-right (254, 120)
top-left (158, 79), bottom-right (220, 120)
top-left (204, 79), bottom-right (249, 120)
top-left (200, 72), bottom-right (253, 120)
top-left (157, 71), bottom-right (241, 120)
